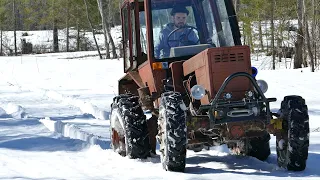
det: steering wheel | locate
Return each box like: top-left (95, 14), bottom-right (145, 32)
top-left (166, 25), bottom-right (200, 48)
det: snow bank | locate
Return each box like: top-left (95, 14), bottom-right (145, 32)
top-left (4, 103), bottom-right (26, 119)
top-left (0, 103), bottom-right (26, 119)
top-left (40, 117), bottom-right (110, 149)
top-left (0, 107), bottom-right (7, 117)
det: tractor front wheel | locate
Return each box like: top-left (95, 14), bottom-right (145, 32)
top-left (276, 95), bottom-right (309, 171)
top-left (157, 92), bottom-right (187, 172)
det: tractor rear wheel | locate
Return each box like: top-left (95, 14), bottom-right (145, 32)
top-left (248, 132), bottom-right (271, 161)
top-left (110, 94), bottom-right (151, 159)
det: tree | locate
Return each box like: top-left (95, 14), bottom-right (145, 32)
top-left (0, 0), bottom-right (6, 55)
top-left (83, 0), bottom-right (102, 59)
top-left (303, 0), bottom-right (314, 72)
top-left (66, 0), bottom-right (70, 52)
top-left (97, 0), bottom-right (110, 58)
top-left (233, 0), bottom-right (240, 13)
top-left (271, 0), bottom-right (275, 70)
top-left (97, 0), bottom-right (117, 59)
top-left (52, 0), bottom-right (59, 52)
top-left (294, 0), bottom-right (304, 69)
top-left (13, 0), bottom-right (17, 56)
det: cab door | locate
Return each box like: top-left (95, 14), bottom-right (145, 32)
top-left (121, 0), bottom-right (142, 72)
top-left (121, 2), bottom-right (133, 72)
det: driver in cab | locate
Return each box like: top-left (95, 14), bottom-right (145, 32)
top-left (154, 6), bottom-right (199, 59)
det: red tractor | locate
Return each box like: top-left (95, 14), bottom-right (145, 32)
top-left (110, 0), bottom-right (309, 172)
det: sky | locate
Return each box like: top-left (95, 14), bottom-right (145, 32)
top-left (0, 28), bottom-right (319, 180)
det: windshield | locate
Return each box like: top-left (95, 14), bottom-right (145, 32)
top-left (150, 0), bottom-right (235, 60)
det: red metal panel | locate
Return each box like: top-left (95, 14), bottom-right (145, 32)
top-left (208, 46), bottom-right (252, 100)
top-left (128, 71), bottom-right (144, 88)
top-left (138, 62), bottom-right (154, 92)
top-left (183, 50), bottom-right (206, 76)
top-left (170, 61), bottom-right (184, 93)
top-left (182, 45), bottom-right (252, 104)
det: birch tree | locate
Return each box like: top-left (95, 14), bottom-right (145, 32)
top-left (83, 0), bottom-right (102, 59)
top-left (97, 0), bottom-right (110, 58)
top-left (97, 0), bottom-right (117, 59)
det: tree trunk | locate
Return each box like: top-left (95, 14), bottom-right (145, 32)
top-left (76, 5), bottom-right (80, 51)
top-left (0, 29), bottom-right (2, 55)
top-left (66, 0), bottom-right (70, 52)
top-left (103, 24), bottom-right (110, 58)
top-left (242, 24), bottom-right (246, 45)
top-left (84, 0), bottom-right (102, 59)
top-left (106, 25), bottom-right (117, 58)
top-left (265, 21), bottom-right (269, 52)
top-left (53, 20), bottom-right (59, 52)
top-left (97, 0), bottom-right (110, 58)
top-left (305, 22), bottom-right (314, 71)
top-left (233, 0), bottom-right (240, 13)
top-left (312, 0), bottom-right (316, 71)
top-left (258, 17), bottom-right (264, 51)
top-left (52, 0), bottom-right (59, 52)
top-left (271, 0), bottom-right (275, 70)
top-left (304, 0), bottom-right (314, 72)
top-left (314, 2), bottom-right (320, 67)
top-left (13, 0), bottom-right (17, 56)
top-left (294, 0), bottom-right (304, 69)
top-left (107, 0), bottom-right (117, 58)
top-left (97, 0), bottom-right (117, 59)
top-left (278, 20), bottom-right (284, 62)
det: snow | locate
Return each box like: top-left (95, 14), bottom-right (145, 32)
top-left (0, 28), bottom-right (320, 179)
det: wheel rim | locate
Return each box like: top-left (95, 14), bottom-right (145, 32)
top-left (277, 133), bottom-right (289, 167)
top-left (112, 128), bottom-right (120, 149)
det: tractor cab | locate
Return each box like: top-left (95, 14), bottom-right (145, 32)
top-left (121, 0), bottom-right (241, 72)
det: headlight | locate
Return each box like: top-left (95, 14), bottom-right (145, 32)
top-left (191, 85), bottom-right (206, 100)
top-left (257, 80), bottom-right (268, 93)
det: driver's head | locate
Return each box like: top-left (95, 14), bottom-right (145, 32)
top-left (170, 6), bottom-right (189, 28)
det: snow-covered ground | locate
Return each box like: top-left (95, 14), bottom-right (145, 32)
top-left (0, 27), bottom-right (319, 179)
top-left (0, 51), bottom-right (319, 180)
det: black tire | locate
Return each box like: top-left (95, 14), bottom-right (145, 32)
top-left (158, 92), bottom-right (187, 172)
top-left (277, 95), bottom-right (309, 171)
top-left (110, 94), bottom-right (151, 159)
top-left (248, 132), bottom-right (271, 161)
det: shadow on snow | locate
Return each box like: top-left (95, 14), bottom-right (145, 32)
top-left (0, 135), bottom-right (89, 152)
top-left (185, 152), bottom-right (320, 177)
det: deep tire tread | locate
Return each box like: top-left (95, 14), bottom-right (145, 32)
top-left (111, 94), bottom-right (151, 159)
top-left (248, 132), bottom-right (271, 161)
top-left (159, 92), bottom-right (187, 172)
top-left (277, 95), bottom-right (309, 171)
